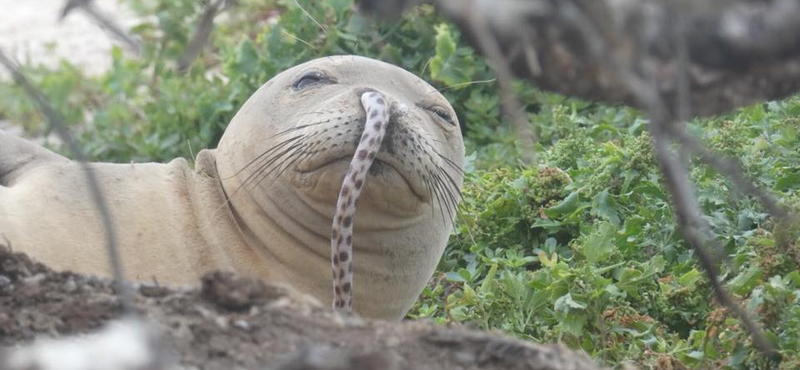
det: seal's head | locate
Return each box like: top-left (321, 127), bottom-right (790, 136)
top-left (216, 55), bottom-right (464, 319)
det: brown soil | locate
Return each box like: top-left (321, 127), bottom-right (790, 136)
top-left (0, 246), bottom-right (608, 370)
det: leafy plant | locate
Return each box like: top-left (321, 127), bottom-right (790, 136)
top-left (411, 98), bottom-right (800, 369)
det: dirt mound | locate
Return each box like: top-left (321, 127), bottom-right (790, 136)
top-left (0, 246), bottom-right (608, 370)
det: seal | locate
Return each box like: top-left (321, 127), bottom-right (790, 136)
top-left (0, 55), bottom-right (465, 320)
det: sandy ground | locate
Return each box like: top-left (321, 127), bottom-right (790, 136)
top-left (0, 0), bottom-right (139, 138)
top-left (0, 0), bottom-right (140, 76)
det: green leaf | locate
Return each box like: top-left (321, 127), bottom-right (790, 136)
top-left (678, 268), bottom-right (702, 289)
top-left (479, 263), bottom-right (499, 295)
top-left (686, 351), bottom-right (705, 360)
top-left (583, 222), bottom-right (616, 263)
top-left (621, 216), bottom-right (645, 237)
top-left (445, 271), bottom-right (466, 283)
top-left (233, 39), bottom-right (259, 76)
top-left (560, 313), bottom-right (588, 337)
top-left (604, 284), bottom-right (625, 298)
top-left (617, 268), bottom-right (645, 297)
top-left (728, 266), bottom-right (763, 295)
top-left (429, 23), bottom-right (475, 87)
top-left (544, 191), bottom-right (580, 218)
top-left (591, 189), bottom-right (620, 226)
top-left (538, 251), bottom-right (558, 268)
top-left (775, 172), bottom-right (800, 191)
top-left (554, 293), bottom-right (586, 311)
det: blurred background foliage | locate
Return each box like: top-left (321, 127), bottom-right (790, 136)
top-left (0, 1), bottom-right (798, 369)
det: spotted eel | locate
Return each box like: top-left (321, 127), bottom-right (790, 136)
top-left (330, 91), bottom-right (390, 312)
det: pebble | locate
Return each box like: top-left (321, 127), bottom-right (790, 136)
top-left (22, 273), bottom-right (46, 286)
top-left (233, 319), bottom-right (250, 330)
top-left (64, 278), bottom-right (77, 293)
top-left (0, 275), bottom-right (10, 287)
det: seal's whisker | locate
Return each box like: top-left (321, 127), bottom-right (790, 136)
top-left (239, 139), bottom-right (306, 187)
top-left (434, 150), bottom-right (465, 175)
top-left (433, 163), bottom-right (462, 221)
top-left (209, 140), bottom-right (310, 225)
top-left (436, 164), bottom-right (463, 201)
top-left (439, 171), bottom-right (462, 223)
top-left (235, 144), bottom-right (304, 196)
top-left (242, 127), bottom-right (332, 187)
top-left (269, 120), bottom-right (328, 139)
top-left (248, 141), bottom-right (309, 188)
top-left (421, 173), bottom-right (436, 219)
top-left (270, 143), bottom-right (313, 181)
top-left (431, 171), bottom-right (456, 224)
top-left (429, 171), bottom-right (449, 224)
top-left (289, 137), bottom-right (332, 169)
top-left (283, 132), bottom-right (338, 170)
top-left (220, 137), bottom-right (306, 207)
top-left (220, 135), bottom-right (303, 180)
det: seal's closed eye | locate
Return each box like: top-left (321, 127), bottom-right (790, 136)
top-left (430, 106), bottom-right (455, 125)
top-left (419, 104), bottom-right (456, 127)
top-left (293, 70), bottom-right (333, 90)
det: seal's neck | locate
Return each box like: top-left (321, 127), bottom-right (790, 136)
top-left (184, 149), bottom-right (270, 279)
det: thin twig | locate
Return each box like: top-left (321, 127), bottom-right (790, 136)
top-left (294, 0), bottom-right (327, 34)
top-left (461, 0), bottom-right (537, 165)
top-left (61, 0), bottom-right (142, 56)
top-left (0, 50), bottom-right (134, 314)
top-left (651, 118), bottom-right (777, 356)
top-left (177, 0), bottom-right (232, 72)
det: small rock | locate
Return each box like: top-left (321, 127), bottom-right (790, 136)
top-left (64, 278), bottom-right (77, 293)
top-left (201, 271), bottom-right (286, 311)
top-left (214, 316), bottom-right (229, 330)
top-left (455, 350), bottom-right (475, 365)
top-left (0, 275), bottom-right (11, 287)
top-left (22, 273), bottom-right (46, 286)
top-left (139, 284), bottom-right (170, 298)
top-left (383, 336), bottom-right (400, 347)
top-left (233, 319), bottom-right (250, 330)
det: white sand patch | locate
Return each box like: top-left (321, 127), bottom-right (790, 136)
top-left (0, 0), bottom-right (141, 77)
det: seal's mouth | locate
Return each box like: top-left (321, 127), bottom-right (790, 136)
top-left (297, 153), bottom-right (428, 202)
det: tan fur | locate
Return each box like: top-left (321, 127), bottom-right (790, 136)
top-left (0, 56), bottom-right (464, 320)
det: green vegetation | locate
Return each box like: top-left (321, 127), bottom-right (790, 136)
top-left (1, 1), bottom-right (798, 369)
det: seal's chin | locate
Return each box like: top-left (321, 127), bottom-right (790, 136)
top-left (294, 153), bottom-right (428, 205)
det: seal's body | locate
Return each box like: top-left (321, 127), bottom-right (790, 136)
top-left (0, 146), bottom-right (251, 283)
top-left (0, 56), bottom-right (464, 320)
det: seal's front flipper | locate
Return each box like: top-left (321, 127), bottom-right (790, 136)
top-left (0, 130), bottom-right (67, 187)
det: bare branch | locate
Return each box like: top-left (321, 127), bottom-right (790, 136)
top-left (462, 0), bottom-right (537, 165)
top-left (651, 118), bottom-right (777, 357)
top-left (61, 0), bottom-right (142, 56)
top-left (423, 0), bottom-right (800, 118)
top-left (177, 0), bottom-right (234, 72)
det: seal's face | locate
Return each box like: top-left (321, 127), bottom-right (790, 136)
top-left (260, 56), bottom-right (462, 217)
top-left (216, 56), bottom-right (464, 319)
